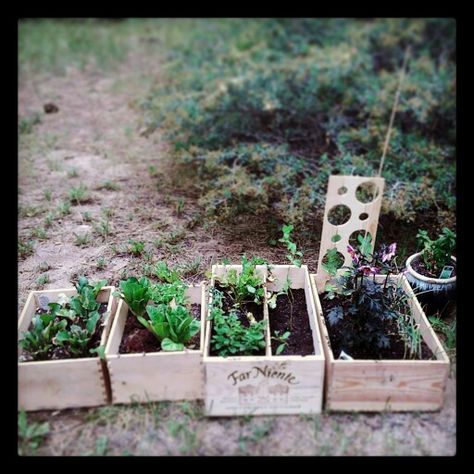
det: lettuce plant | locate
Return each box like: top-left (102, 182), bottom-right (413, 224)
top-left (138, 303), bottom-right (200, 351)
top-left (114, 277), bottom-right (151, 318)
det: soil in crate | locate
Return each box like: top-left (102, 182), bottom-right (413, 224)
top-left (21, 303), bottom-right (109, 361)
top-left (320, 295), bottom-right (435, 360)
top-left (119, 304), bottom-right (201, 354)
top-left (269, 290), bottom-right (314, 356)
top-left (412, 258), bottom-right (456, 279)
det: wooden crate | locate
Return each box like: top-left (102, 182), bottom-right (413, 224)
top-left (204, 265), bottom-right (325, 416)
top-left (18, 287), bottom-right (117, 411)
top-left (105, 284), bottom-right (206, 404)
top-left (310, 274), bottom-right (450, 411)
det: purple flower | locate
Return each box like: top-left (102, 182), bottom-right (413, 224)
top-left (382, 242), bottom-right (397, 262)
top-left (359, 265), bottom-right (379, 275)
top-left (347, 244), bottom-right (359, 264)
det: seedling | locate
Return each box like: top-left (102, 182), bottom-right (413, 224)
top-left (271, 330), bottom-right (291, 355)
top-left (31, 226), bottom-right (48, 241)
top-left (67, 169), bottom-right (79, 178)
top-left (416, 227), bottom-right (456, 276)
top-left (127, 240), bottom-right (145, 256)
top-left (96, 257), bottom-right (106, 269)
top-left (74, 232), bottom-right (91, 247)
top-left (114, 277), bottom-right (151, 318)
top-left (43, 189), bottom-right (52, 201)
top-left (98, 180), bottom-right (120, 191)
top-left (18, 240), bottom-right (34, 259)
top-left (18, 411), bottom-right (49, 455)
top-left (36, 274), bottom-right (50, 288)
top-left (56, 200), bottom-right (71, 217)
top-left (68, 185), bottom-right (90, 205)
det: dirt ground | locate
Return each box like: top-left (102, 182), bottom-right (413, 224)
top-left (18, 46), bottom-right (456, 456)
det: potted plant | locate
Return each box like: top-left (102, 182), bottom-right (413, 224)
top-left (310, 235), bottom-right (449, 411)
top-left (105, 262), bottom-right (206, 403)
top-left (18, 277), bottom-right (117, 411)
top-left (203, 226), bottom-right (325, 416)
top-left (405, 227), bottom-right (456, 312)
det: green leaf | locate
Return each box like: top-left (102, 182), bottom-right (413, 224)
top-left (86, 311), bottom-right (101, 334)
top-left (90, 345), bottom-right (106, 360)
top-left (161, 338), bottom-right (185, 352)
top-left (276, 343), bottom-right (286, 355)
top-left (246, 285), bottom-right (256, 294)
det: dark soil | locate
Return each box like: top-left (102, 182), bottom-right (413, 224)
top-left (412, 257), bottom-right (456, 279)
top-left (320, 295), bottom-right (435, 360)
top-left (119, 304), bottom-right (201, 354)
top-left (269, 290), bottom-right (314, 356)
top-left (23, 302), bottom-right (109, 361)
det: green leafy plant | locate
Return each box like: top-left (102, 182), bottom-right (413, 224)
top-left (210, 288), bottom-right (266, 357)
top-left (138, 302), bottom-right (200, 351)
top-left (322, 248), bottom-right (345, 277)
top-left (416, 227), bottom-right (456, 275)
top-left (18, 410), bottom-right (49, 455)
top-left (155, 261), bottom-right (181, 283)
top-left (68, 184), bottom-right (90, 204)
top-left (428, 315), bottom-right (456, 352)
top-left (279, 224), bottom-right (303, 267)
top-left (114, 277), bottom-right (151, 318)
top-left (19, 277), bottom-right (107, 361)
top-left (127, 240), bottom-right (145, 256)
top-left (215, 255), bottom-right (267, 306)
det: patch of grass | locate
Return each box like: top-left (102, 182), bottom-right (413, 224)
top-left (127, 240), bottom-right (145, 256)
top-left (47, 158), bottom-right (62, 172)
top-left (19, 19), bottom-right (150, 75)
top-left (141, 18), bottom-right (455, 240)
top-left (238, 419), bottom-right (274, 454)
top-left (56, 200), bottom-right (71, 217)
top-left (19, 205), bottom-right (44, 218)
top-left (178, 257), bottom-right (202, 279)
top-left (81, 211), bottom-right (93, 222)
top-left (97, 180), bottom-right (120, 191)
top-left (68, 185), bottom-right (90, 205)
top-left (93, 218), bottom-right (112, 238)
top-left (18, 113), bottom-right (42, 135)
top-left (96, 257), bottom-right (107, 269)
top-left (102, 208), bottom-right (114, 219)
top-left (74, 232), bottom-right (91, 247)
top-left (35, 274), bottom-right (50, 288)
top-left (43, 188), bottom-right (52, 201)
top-left (44, 212), bottom-right (55, 228)
top-left (18, 239), bottom-right (35, 259)
top-left (67, 168), bottom-right (79, 178)
top-left (30, 226), bottom-right (48, 241)
top-left (18, 410), bottom-right (49, 455)
top-left (37, 261), bottom-right (51, 272)
top-left (429, 315), bottom-right (456, 353)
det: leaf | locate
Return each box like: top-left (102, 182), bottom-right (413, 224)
top-left (86, 311), bottom-right (101, 334)
top-left (327, 306), bottom-right (344, 326)
top-left (246, 285), bottom-right (256, 294)
top-left (90, 345), bottom-right (106, 360)
top-left (276, 343), bottom-right (286, 355)
top-left (161, 338), bottom-right (185, 352)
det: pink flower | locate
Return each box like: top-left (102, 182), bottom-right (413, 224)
top-left (347, 244), bottom-right (359, 264)
top-left (359, 265), bottom-right (379, 275)
top-left (382, 243), bottom-right (397, 262)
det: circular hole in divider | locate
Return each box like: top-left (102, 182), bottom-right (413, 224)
top-left (349, 230), bottom-right (373, 253)
top-left (359, 212), bottom-right (369, 221)
top-left (331, 234), bottom-right (342, 243)
top-left (327, 205), bottom-right (351, 226)
top-left (356, 181), bottom-right (379, 203)
top-left (337, 186), bottom-right (348, 195)
top-left (322, 249), bottom-right (345, 272)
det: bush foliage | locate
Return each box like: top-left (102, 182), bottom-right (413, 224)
top-left (143, 18), bottom-right (455, 233)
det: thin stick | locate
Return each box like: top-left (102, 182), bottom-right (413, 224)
top-left (377, 45), bottom-right (411, 177)
top-left (364, 45), bottom-right (411, 244)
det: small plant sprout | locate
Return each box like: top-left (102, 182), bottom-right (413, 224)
top-left (175, 198), bottom-right (185, 217)
top-left (271, 330), bottom-right (291, 355)
top-left (81, 211), bottom-right (93, 222)
top-left (31, 226), bottom-right (48, 241)
top-left (96, 257), bottom-right (106, 269)
top-left (68, 185), bottom-right (90, 205)
top-left (74, 232), bottom-right (91, 247)
top-left (18, 411), bottom-right (49, 455)
top-left (43, 189), bottom-right (52, 201)
top-left (98, 180), bottom-right (120, 191)
top-left (36, 274), bottom-right (50, 288)
top-left (67, 168), bottom-right (79, 178)
top-left (279, 224), bottom-right (303, 267)
top-left (93, 218), bottom-right (111, 237)
top-left (127, 240), bottom-right (145, 256)
top-left (19, 239), bottom-right (35, 259)
top-left (56, 200), bottom-right (71, 217)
